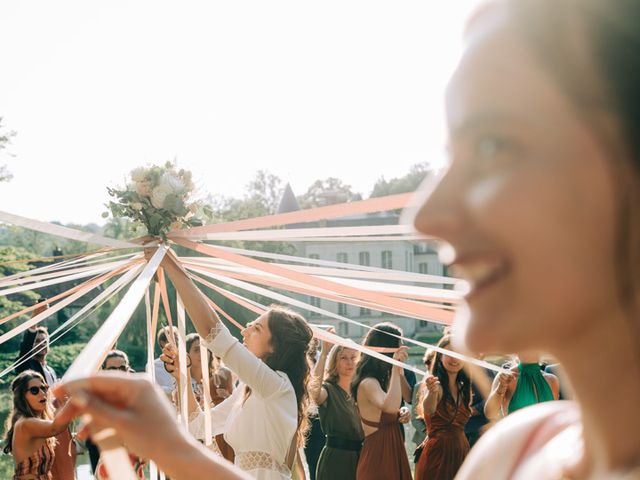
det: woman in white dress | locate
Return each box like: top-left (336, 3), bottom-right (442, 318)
top-left (159, 250), bottom-right (313, 480)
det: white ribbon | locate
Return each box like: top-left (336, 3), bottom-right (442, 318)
top-left (1, 264), bottom-right (141, 377)
top-left (0, 210), bottom-right (139, 249)
top-left (0, 259), bottom-right (132, 297)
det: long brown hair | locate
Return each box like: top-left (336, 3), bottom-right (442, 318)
top-left (351, 322), bottom-right (403, 398)
top-left (324, 345), bottom-right (356, 385)
top-left (3, 370), bottom-right (55, 454)
top-left (417, 335), bottom-right (472, 419)
top-left (243, 306), bottom-right (313, 448)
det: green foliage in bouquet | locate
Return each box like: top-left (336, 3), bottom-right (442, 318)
top-left (104, 162), bottom-right (212, 241)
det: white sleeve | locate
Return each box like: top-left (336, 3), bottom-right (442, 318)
top-left (188, 391), bottom-right (237, 440)
top-left (202, 323), bottom-right (290, 399)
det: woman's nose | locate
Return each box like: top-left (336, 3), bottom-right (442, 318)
top-left (412, 165), bottom-right (466, 241)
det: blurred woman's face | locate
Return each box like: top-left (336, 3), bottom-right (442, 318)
top-left (189, 340), bottom-right (202, 370)
top-left (414, 8), bottom-right (619, 354)
top-left (104, 356), bottom-right (128, 372)
top-left (336, 348), bottom-right (359, 378)
top-left (442, 346), bottom-right (464, 374)
top-left (34, 332), bottom-right (49, 358)
top-left (25, 378), bottom-right (49, 413)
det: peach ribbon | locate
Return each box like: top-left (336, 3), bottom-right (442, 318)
top-left (173, 237), bottom-right (453, 325)
top-left (169, 192), bottom-right (414, 236)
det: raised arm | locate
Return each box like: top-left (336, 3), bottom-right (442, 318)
top-left (484, 370), bottom-right (516, 420)
top-left (421, 375), bottom-right (442, 416)
top-left (161, 343), bottom-right (199, 417)
top-left (153, 249), bottom-right (289, 399)
top-left (360, 347), bottom-right (409, 414)
top-left (156, 250), bottom-right (221, 339)
top-left (20, 400), bottom-right (75, 439)
top-left (310, 342), bottom-right (330, 406)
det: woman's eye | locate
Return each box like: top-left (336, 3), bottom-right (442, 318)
top-left (470, 134), bottom-right (518, 173)
top-left (476, 135), bottom-right (509, 159)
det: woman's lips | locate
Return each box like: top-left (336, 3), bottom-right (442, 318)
top-left (451, 255), bottom-right (510, 302)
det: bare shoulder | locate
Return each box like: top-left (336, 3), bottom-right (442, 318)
top-left (359, 377), bottom-right (382, 393)
top-left (543, 371), bottom-right (559, 385)
top-left (457, 401), bottom-right (580, 480)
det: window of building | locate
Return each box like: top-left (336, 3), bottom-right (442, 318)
top-left (309, 296), bottom-right (321, 315)
top-left (338, 302), bottom-right (348, 316)
top-left (338, 322), bottom-right (348, 336)
top-left (359, 306), bottom-right (371, 316)
top-left (419, 262), bottom-right (428, 274)
top-left (381, 251), bottom-right (393, 269)
top-left (359, 251), bottom-right (370, 266)
top-left (337, 252), bottom-right (348, 264)
top-left (309, 254), bottom-right (320, 261)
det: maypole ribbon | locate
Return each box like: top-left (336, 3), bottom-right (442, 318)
top-left (0, 210), bottom-right (139, 249)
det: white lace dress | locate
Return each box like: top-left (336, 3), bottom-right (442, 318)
top-left (189, 323), bottom-right (298, 480)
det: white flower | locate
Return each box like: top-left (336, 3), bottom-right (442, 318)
top-left (130, 202), bottom-right (143, 211)
top-left (131, 167), bottom-right (147, 183)
top-left (150, 185), bottom-right (172, 209)
top-left (159, 173), bottom-right (185, 195)
top-left (135, 181), bottom-right (152, 197)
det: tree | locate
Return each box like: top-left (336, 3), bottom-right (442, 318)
top-left (370, 162), bottom-right (431, 197)
top-left (0, 246), bottom-right (40, 350)
top-left (298, 177), bottom-right (359, 209)
top-left (246, 170), bottom-right (284, 215)
top-left (0, 117), bottom-right (16, 182)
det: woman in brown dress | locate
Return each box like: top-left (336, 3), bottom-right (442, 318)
top-left (310, 337), bottom-right (363, 480)
top-left (352, 322), bottom-right (412, 480)
top-left (415, 335), bottom-right (471, 480)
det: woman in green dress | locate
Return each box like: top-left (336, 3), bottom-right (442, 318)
top-left (484, 354), bottom-right (559, 420)
top-left (310, 337), bottom-right (364, 480)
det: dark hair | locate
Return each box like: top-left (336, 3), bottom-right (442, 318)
top-left (263, 306), bottom-right (313, 448)
top-left (185, 333), bottom-right (200, 353)
top-left (3, 370), bottom-right (54, 454)
top-left (351, 322), bottom-right (403, 398)
top-left (420, 336), bottom-right (472, 418)
top-left (18, 327), bottom-right (48, 359)
top-left (102, 349), bottom-right (131, 370)
top-left (157, 326), bottom-right (178, 346)
top-left (495, 0), bottom-right (640, 351)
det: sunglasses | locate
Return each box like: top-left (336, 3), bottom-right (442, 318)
top-left (28, 385), bottom-right (49, 395)
top-left (105, 366), bottom-right (129, 371)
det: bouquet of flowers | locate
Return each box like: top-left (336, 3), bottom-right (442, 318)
top-left (104, 162), bottom-right (212, 241)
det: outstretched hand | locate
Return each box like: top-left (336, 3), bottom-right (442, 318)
top-left (54, 374), bottom-right (185, 462)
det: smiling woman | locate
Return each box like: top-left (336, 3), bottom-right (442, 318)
top-left (413, 0), bottom-right (640, 478)
top-left (415, 335), bottom-right (472, 480)
top-left (2, 370), bottom-right (75, 480)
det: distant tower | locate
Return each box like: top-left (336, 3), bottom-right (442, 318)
top-left (276, 183), bottom-right (301, 214)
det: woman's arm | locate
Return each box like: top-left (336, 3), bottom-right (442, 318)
top-left (359, 347), bottom-right (409, 414)
top-left (310, 347), bottom-right (329, 406)
top-left (162, 344), bottom-right (200, 417)
top-left (421, 376), bottom-right (442, 416)
top-left (20, 400), bottom-right (75, 439)
top-left (155, 250), bottom-right (288, 399)
top-left (56, 375), bottom-right (250, 480)
top-left (484, 371), bottom-right (515, 420)
top-left (158, 251), bottom-right (221, 339)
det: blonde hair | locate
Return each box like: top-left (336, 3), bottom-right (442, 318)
top-left (324, 345), bottom-right (358, 384)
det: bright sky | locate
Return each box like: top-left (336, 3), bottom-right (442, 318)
top-left (0, 1), bottom-right (480, 225)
